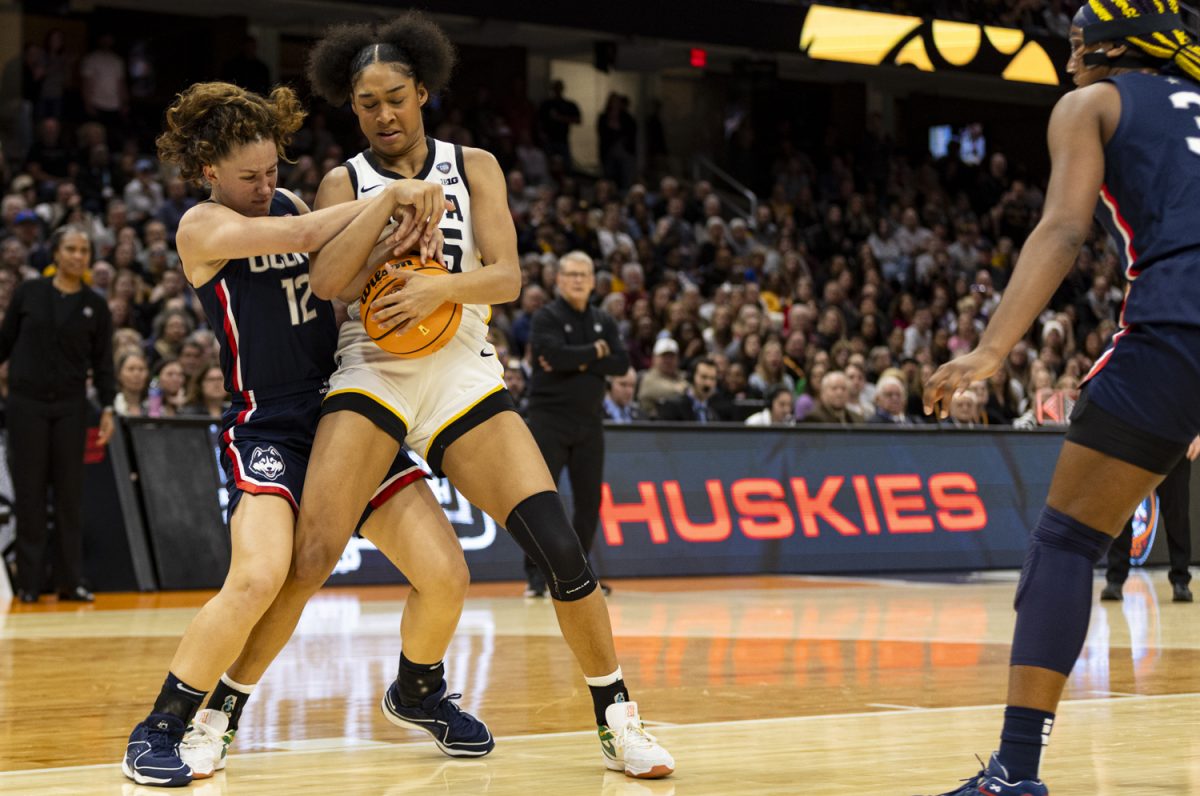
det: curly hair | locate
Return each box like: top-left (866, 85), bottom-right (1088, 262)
top-left (155, 82), bottom-right (306, 184)
top-left (306, 11), bottom-right (456, 106)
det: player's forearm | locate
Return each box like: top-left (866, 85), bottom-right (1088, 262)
top-left (309, 194), bottom-right (396, 300)
top-left (976, 223), bottom-right (1083, 359)
top-left (440, 261), bottom-right (521, 306)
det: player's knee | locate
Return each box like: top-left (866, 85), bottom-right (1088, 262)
top-left (411, 550), bottom-right (470, 604)
top-left (505, 491), bottom-right (597, 602)
top-left (291, 538), bottom-right (343, 589)
top-left (220, 570), bottom-right (285, 616)
top-left (1031, 506), bottom-right (1113, 563)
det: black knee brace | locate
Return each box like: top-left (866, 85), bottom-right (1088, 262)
top-left (506, 491), bottom-right (597, 601)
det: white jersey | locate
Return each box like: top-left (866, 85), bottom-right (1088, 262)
top-left (344, 137), bottom-right (488, 327)
top-left (328, 137), bottom-right (507, 465)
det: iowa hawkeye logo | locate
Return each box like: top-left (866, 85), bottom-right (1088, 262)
top-left (248, 446), bottom-right (286, 480)
top-left (799, 4), bottom-right (1060, 85)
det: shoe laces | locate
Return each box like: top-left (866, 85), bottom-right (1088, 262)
top-left (145, 722), bottom-right (184, 758)
top-left (428, 692), bottom-right (478, 737)
top-left (181, 719), bottom-right (223, 752)
top-left (616, 719), bottom-right (659, 753)
top-left (936, 755), bottom-right (989, 795)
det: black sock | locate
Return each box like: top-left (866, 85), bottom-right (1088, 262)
top-left (397, 653), bottom-right (445, 707)
top-left (206, 675), bottom-right (253, 732)
top-left (150, 672), bottom-right (206, 724)
top-left (997, 705), bottom-right (1054, 781)
top-left (588, 679), bottom-right (630, 726)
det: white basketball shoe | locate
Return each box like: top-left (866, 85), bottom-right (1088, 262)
top-left (599, 701), bottom-right (675, 779)
top-left (179, 709), bottom-right (231, 779)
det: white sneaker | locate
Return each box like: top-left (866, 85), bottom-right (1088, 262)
top-left (599, 701), bottom-right (674, 779)
top-left (179, 709), bottom-right (231, 779)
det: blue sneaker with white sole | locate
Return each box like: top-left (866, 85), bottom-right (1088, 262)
top-left (926, 753), bottom-right (1049, 796)
top-left (121, 713), bottom-right (193, 787)
top-left (381, 680), bottom-right (494, 757)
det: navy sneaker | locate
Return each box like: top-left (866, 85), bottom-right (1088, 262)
top-left (381, 680), bottom-right (494, 757)
top-left (926, 753), bottom-right (1048, 796)
top-left (121, 713), bottom-right (193, 787)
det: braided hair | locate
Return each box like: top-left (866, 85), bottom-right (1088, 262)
top-left (1081, 0), bottom-right (1200, 81)
top-left (156, 82), bottom-right (305, 184)
top-left (306, 11), bottom-right (456, 106)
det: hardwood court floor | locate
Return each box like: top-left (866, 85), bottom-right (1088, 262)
top-left (1, 572), bottom-right (1198, 795)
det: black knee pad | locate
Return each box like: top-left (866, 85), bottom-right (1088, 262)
top-left (506, 491), bottom-right (597, 601)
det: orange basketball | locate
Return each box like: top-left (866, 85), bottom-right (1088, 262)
top-left (360, 257), bottom-right (462, 358)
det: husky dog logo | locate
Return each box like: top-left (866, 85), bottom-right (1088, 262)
top-left (436, 161), bottom-right (451, 174)
top-left (248, 446), bottom-right (285, 480)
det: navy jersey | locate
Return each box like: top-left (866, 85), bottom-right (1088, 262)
top-left (1097, 72), bottom-right (1200, 327)
top-left (195, 191), bottom-right (337, 398)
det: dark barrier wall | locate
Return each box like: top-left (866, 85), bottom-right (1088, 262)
top-left (73, 420), bottom-right (1200, 590)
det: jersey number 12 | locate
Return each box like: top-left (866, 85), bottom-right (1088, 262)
top-left (281, 274), bottom-right (317, 326)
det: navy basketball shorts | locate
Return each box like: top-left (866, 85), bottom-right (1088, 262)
top-left (1069, 324), bottom-right (1200, 473)
top-left (220, 383), bottom-right (427, 519)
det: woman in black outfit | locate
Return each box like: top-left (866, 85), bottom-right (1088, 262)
top-left (0, 225), bottom-right (115, 603)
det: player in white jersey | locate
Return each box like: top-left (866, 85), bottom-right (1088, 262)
top-left (224, 12), bottom-right (675, 779)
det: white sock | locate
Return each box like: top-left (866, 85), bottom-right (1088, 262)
top-left (220, 672), bottom-right (256, 694)
top-left (584, 666), bottom-right (624, 688)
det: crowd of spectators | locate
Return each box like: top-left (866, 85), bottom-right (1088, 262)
top-left (0, 21), bottom-right (1123, 434)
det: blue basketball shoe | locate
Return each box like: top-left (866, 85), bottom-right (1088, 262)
top-left (121, 713), bottom-right (193, 787)
top-left (381, 680), bottom-right (494, 757)
top-left (928, 753), bottom-right (1048, 796)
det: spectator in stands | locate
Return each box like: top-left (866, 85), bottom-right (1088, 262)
top-left (145, 306), bottom-right (193, 369)
top-left (844, 361), bottom-right (872, 418)
top-left (945, 389), bottom-right (980, 429)
top-left (156, 177), bottom-right (194, 245)
top-left (0, 224), bottom-right (114, 603)
top-left (657, 356), bottom-right (725, 422)
top-left (803, 370), bottom-right (863, 425)
top-left (150, 357), bottom-right (187, 417)
top-left (79, 32), bottom-right (128, 144)
top-left (220, 36), bottom-right (271, 96)
top-left (637, 336), bottom-right (687, 417)
top-left (745, 387), bottom-right (796, 426)
top-left (510, 284), bottom-right (547, 358)
top-left (749, 337), bottom-right (795, 395)
top-left (182, 363), bottom-right (228, 419)
top-left (538, 80), bottom-right (581, 170)
top-left (114, 349), bottom-right (149, 416)
top-left (503, 359), bottom-right (529, 416)
top-left (604, 367), bottom-right (641, 423)
top-left (123, 158), bottom-right (163, 225)
top-left (869, 374), bottom-right (916, 425)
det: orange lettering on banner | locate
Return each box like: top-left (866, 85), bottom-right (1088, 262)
top-left (600, 482), bottom-right (668, 545)
top-left (663, 480), bottom-right (733, 542)
top-left (790, 477), bottom-right (861, 537)
top-left (731, 478), bottom-right (795, 539)
top-left (929, 473), bottom-right (987, 531)
top-left (875, 474), bottom-right (934, 533)
top-left (852, 475), bottom-right (881, 534)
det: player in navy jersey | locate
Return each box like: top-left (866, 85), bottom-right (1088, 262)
top-left (218, 13), bottom-right (675, 780)
top-left (922, 2), bottom-right (1200, 794)
top-left (122, 82), bottom-right (492, 788)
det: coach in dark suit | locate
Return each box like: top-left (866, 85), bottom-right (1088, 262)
top-left (0, 225), bottom-right (115, 603)
top-left (525, 251), bottom-right (628, 597)
top-left (657, 357), bottom-right (726, 422)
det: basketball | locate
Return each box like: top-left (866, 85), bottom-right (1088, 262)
top-left (360, 256), bottom-right (462, 358)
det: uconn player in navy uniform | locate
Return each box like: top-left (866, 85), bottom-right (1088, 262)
top-left (122, 82), bottom-right (491, 788)
top-left (223, 14), bottom-right (674, 780)
top-left (923, 3), bottom-right (1200, 794)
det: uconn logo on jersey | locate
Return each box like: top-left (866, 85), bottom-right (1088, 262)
top-left (248, 251), bottom-right (309, 274)
top-left (248, 445), bottom-right (286, 480)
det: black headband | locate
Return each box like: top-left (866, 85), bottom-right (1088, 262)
top-left (1082, 13), bottom-right (1183, 44)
